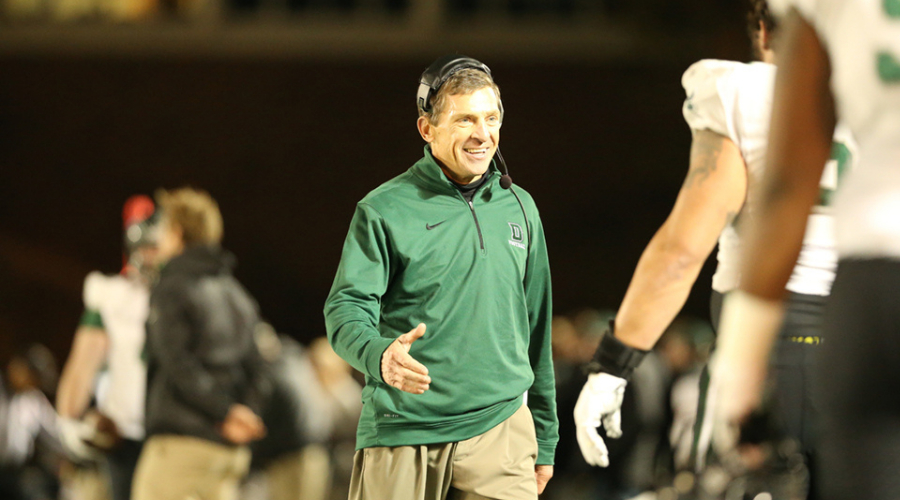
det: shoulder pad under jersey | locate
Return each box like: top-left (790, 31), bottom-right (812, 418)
top-left (682, 59), bottom-right (744, 144)
top-left (83, 271), bottom-right (112, 311)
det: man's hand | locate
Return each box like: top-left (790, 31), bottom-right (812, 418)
top-left (709, 352), bottom-right (768, 458)
top-left (381, 323), bottom-right (431, 394)
top-left (709, 290), bottom-right (782, 459)
top-left (219, 404), bottom-right (266, 445)
top-left (82, 410), bottom-right (122, 451)
top-left (57, 416), bottom-right (103, 462)
top-left (535, 465), bottom-right (553, 495)
top-left (573, 372), bottom-right (627, 467)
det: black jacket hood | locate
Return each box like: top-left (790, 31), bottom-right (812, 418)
top-left (161, 245), bottom-right (235, 279)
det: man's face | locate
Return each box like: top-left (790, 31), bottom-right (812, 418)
top-left (135, 245), bottom-right (160, 268)
top-left (6, 358), bottom-right (36, 393)
top-left (157, 217), bottom-right (184, 262)
top-left (419, 86), bottom-right (502, 185)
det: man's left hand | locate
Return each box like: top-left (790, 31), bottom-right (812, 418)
top-left (535, 465), bottom-right (553, 495)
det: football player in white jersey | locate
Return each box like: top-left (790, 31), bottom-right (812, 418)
top-left (56, 195), bottom-right (159, 500)
top-left (574, 2), bottom-right (854, 493)
top-left (712, 1), bottom-right (900, 499)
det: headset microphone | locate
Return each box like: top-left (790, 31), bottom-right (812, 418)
top-left (493, 148), bottom-right (531, 262)
top-left (495, 149), bottom-right (513, 190)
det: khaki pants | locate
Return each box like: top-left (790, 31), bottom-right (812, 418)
top-left (61, 464), bottom-right (112, 500)
top-left (349, 404), bottom-right (538, 500)
top-left (267, 444), bottom-right (333, 500)
top-left (132, 435), bottom-right (250, 500)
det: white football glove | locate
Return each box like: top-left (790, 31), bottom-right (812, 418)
top-left (574, 372), bottom-right (627, 467)
top-left (57, 416), bottom-right (103, 462)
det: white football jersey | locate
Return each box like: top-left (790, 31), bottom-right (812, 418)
top-left (682, 59), bottom-right (857, 296)
top-left (83, 272), bottom-right (149, 440)
top-left (770, 0), bottom-right (900, 258)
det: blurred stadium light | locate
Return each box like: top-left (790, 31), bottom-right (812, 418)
top-left (0, 0), bottom-right (739, 62)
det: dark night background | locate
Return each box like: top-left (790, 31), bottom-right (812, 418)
top-left (0, 1), bottom-right (751, 364)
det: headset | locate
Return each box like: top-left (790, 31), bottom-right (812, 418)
top-left (417, 54), bottom-right (505, 122)
top-left (417, 55), bottom-right (533, 257)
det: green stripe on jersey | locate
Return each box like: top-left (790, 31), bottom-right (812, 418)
top-left (79, 309), bottom-right (105, 328)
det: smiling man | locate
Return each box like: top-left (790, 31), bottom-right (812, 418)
top-left (324, 55), bottom-right (557, 500)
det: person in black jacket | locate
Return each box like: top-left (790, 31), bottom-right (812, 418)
top-left (132, 187), bottom-right (268, 500)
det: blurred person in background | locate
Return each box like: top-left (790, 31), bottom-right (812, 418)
top-left (56, 194), bottom-right (158, 500)
top-left (305, 337), bottom-right (362, 442)
top-left (0, 345), bottom-right (64, 500)
top-left (132, 187), bottom-right (268, 500)
top-left (58, 459), bottom-right (112, 500)
top-left (546, 312), bottom-right (602, 500)
top-left (656, 318), bottom-right (712, 472)
top-left (711, 0), bottom-right (900, 499)
top-left (549, 311), bottom-right (701, 500)
top-left (305, 337), bottom-right (363, 500)
top-left (309, 337), bottom-right (362, 500)
top-left (246, 329), bottom-right (361, 500)
top-left (245, 324), bottom-right (315, 500)
top-left (574, 2), bottom-right (854, 498)
top-left (324, 54), bottom-right (557, 500)
top-left (549, 309), bottom-right (670, 500)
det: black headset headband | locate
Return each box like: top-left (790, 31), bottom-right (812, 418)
top-left (416, 55), bottom-right (502, 118)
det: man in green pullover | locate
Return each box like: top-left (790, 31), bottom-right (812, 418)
top-left (324, 55), bottom-right (558, 500)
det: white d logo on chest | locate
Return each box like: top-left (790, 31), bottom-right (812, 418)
top-left (508, 222), bottom-right (526, 249)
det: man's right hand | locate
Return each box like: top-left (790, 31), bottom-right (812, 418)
top-left (57, 416), bottom-right (103, 462)
top-left (573, 372), bottom-right (628, 467)
top-left (381, 323), bottom-right (431, 394)
top-left (220, 404), bottom-right (266, 445)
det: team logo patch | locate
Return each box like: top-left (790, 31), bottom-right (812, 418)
top-left (508, 222), bottom-right (526, 249)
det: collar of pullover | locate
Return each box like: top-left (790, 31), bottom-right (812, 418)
top-left (451, 173), bottom-right (489, 203)
top-left (412, 146), bottom-right (499, 197)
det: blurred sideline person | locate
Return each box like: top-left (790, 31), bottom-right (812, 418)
top-left (0, 346), bottom-right (63, 500)
top-left (56, 195), bottom-right (158, 500)
top-left (248, 325), bottom-right (326, 500)
top-left (305, 337), bottom-right (364, 500)
top-left (574, 0), bottom-right (854, 494)
top-left (660, 319), bottom-right (713, 471)
top-left (549, 311), bottom-right (671, 500)
top-left (245, 330), bottom-right (362, 500)
top-left (324, 55), bottom-right (557, 500)
top-left (132, 187), bottom-right (268, 500)
top-left (711, 1), bottom-right (900, 499)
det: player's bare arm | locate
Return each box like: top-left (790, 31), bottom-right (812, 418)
top-left (575, 129), bottom-right (746, 467)
top-left (57, 326), bottom-right (110, 418)
top-left (614, 129), bottom-right (746, 350)
top-left (713, 8), bottom-right (836, 430)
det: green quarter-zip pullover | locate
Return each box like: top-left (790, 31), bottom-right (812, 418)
top-left (325, 147), bottom-right (558, 465)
